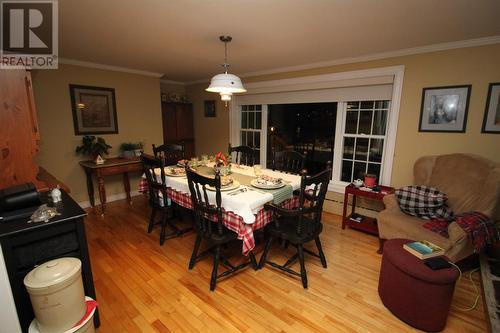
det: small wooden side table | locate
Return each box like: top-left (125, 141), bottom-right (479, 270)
top-left (79, 157), bottom-right (143, 215)
top-left (341, 184), bottom-right (394, 236)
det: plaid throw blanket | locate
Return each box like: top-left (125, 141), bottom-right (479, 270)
top-left (422, 218), bottom-right (450, 238)
top-left (455, 212), bottom-right (500, 253)
top-left (423, 212), bottom-right (500, 253)
top-left (395, 185), bottom-right (454, 220)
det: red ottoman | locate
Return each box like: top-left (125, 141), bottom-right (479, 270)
top-left (378, 239), bottom-right (459, 332)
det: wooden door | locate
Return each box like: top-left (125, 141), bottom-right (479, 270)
top-left (175, 104), bottom-right (194, 140)
top-left (161, 102), bottom-right (177, 143)
top-left (0, 70), bottom-right (42, 189)
top-left (161, 102), bottom-right (195, 158)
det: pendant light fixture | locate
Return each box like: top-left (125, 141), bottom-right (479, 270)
top-left (206, 36), bottom-right (246, 105)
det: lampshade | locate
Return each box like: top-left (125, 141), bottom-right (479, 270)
top-left (206, 73), bottom-right (246, 94)
top-left (206, 36), bottom-right (246, 104)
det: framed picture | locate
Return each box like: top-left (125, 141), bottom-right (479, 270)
top-left (204, 100), bottom-right (216, 117)
top-left (69, 84), bottom-right (118, 135)
top-left (481, 82), bottom-right (500, 134)
top-left (418, 85), bottom-right (471, 133)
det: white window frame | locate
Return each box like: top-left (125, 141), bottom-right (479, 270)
top-left (230, 65), bottom-right (404, 193)
top-left (332, 102), bottom-right (390, 192)
top-left (233, 104), bottom-right (268, 166)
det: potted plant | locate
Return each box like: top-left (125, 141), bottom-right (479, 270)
top-left (120, 142), bottom-right (143, 158)
top-left (75, 135), bottom-right (112, 164)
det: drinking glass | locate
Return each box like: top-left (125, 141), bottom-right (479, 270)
top-left (254, 165), bottom-right (262, 177)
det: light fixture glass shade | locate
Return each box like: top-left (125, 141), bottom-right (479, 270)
top-left (220, 92), bottom-right (232, 101)
top-left (206, 73), bottom-right (246, 94)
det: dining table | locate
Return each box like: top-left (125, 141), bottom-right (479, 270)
top-left (139, 163), bottom-right (302, 255)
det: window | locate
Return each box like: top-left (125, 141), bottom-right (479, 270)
top-left (231, 66), bottom-right (404, 191)
top-left (240, 105), bottom-right (262, 164)
top-left (340, 100), bottom-right (390, 183)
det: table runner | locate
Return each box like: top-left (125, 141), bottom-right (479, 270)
top-left (151, 164), bottom-right (300, 224)
top-left (195, 165), bottom-right (294, 205)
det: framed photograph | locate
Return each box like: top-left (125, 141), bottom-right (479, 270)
top-left (204, 100), bottom-right (216, 117)
top-left (481, 82), bottom-right (500, 134)
top-left (69, 84), bottom-right (118, 135)
top-left (418, 85), bottom-right (471, 133)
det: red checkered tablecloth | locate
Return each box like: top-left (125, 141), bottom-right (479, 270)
top-left (139, 178), bottom-right (297, 255)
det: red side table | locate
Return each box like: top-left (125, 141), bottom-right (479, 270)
top-left (341, 184), bottom-right (394, 236)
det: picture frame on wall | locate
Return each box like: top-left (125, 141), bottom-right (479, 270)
top-left (204, 100), bottom-right (216, 117)
top-left (481, 82), bottom-right (500, 134)
top-left (418, 85), bottom-right (471, 133)
top-left (70, 84), bottom-right (118, 135)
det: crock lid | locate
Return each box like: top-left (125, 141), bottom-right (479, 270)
top-left (24, 258), bottom-right (82, 289)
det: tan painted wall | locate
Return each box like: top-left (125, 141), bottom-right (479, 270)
top-left (160, 82), bottom-right (186, 95)
top-left (184, 85), bottom-right (230, 156)
top-left (32, 64), bottom-right (162, 203)
top-left (186, 44), bottom-right (500, 214)
top-left (187, 44), bottom-right (500, 182)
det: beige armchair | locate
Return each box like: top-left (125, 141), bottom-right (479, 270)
top-left (378, 153), bottom-right (500, 262)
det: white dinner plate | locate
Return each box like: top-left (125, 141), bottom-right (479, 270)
top-left (206, 180), bottom-right (240, 192)
top-left (164, 167), bottom-right (186, 177)
top-left (250, 179), bottom-right (285, 190)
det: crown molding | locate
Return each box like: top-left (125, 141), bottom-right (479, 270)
top-left (186, 35), bottom-right (500, 85)
top-left (160, 79), bottom-right (185, 85)
top-left (58, 58), bottom-right (164, 78)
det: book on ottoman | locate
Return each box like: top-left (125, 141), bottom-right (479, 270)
top-left (403, 240), bottom-right (445, 259)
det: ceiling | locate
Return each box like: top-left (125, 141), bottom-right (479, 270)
top-left (59, 0), bottom-right (500, 82)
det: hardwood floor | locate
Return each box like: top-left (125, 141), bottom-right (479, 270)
top-left (85, 196), bottom-right (486, 333)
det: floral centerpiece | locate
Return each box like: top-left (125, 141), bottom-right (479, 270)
top-left (214, 152), bottom-right (231, 176)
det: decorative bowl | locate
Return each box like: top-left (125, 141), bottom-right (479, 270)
top-left (214, 165), bottom-right (231, 176)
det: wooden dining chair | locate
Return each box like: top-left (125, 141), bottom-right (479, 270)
top-left (140, 153), bottom-right (190, 245)
top-left (228, 143), bottom-right (255, 166)
top-left (272, 150), bottom-right (307, 175)
top-left (152, 143), bottom-right (185, 165)
top-left (258, 165), bottom-right (332, 289)
top-left (185, 167), bottom-right (257, 291)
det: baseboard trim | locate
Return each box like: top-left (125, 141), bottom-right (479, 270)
top-left (78, 190), bottom-right (142, 209)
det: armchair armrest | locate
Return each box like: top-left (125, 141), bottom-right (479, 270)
top-left (382, 194), bottom-right (400, 211)
top-left (448, 221), bottom-right (468, 244)
top-left (264, 202), bottom-right (298, 217)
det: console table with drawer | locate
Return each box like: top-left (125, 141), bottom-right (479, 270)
top-left (79, 157), bottom-right (143, 215)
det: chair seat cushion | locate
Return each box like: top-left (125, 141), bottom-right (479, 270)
top-left (378, 205), bottom-right (453, 251)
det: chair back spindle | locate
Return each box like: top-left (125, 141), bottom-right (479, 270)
top-left (295, 162), bottom-right (331, 235)
top-left (152, 143), bottom-right (185, 165)
top-left (272, 150), bottom-right (307, 175)
top-left (228, 143), bottom-right (255, 166)
top-left (185, 167), bottom-right (224, 236)
top-left (141, 153), bottom-right (168, 207)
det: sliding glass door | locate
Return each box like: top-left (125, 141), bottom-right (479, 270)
top-left (267, 103), bottom-right (336, 174)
